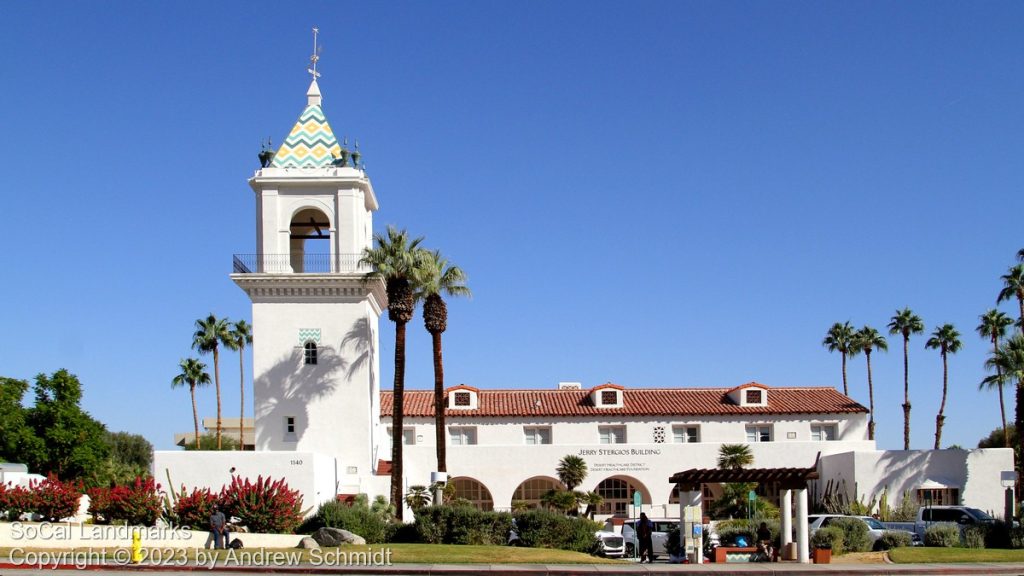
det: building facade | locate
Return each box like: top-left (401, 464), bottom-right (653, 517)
top-left (154, 67), bottom-right (1014, 531)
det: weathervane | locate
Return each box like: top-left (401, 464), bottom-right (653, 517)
top-left (307, 26), bottom-right (321, 81)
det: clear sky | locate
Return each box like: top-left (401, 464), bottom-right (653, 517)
top-left (1, 1), bottom-right (1022, 453)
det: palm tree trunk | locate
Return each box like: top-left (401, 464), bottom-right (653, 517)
top-left (391, 321), bottom-right (407, 521)
top-left (190, 385), bottom-right (200, 450)
top-left (841, 352), bottom-right (848, 396)
top-left (1018, 295), bottom-right (1024, 336)
top-left (995, 334), bottom-right (1009, 448)
top-left (902, 335), bottom-right (911, 450)
top-left (1016, 378), bottom-right (1024, 479)
top-left (935, 351), bottom-right (948, 449)
top-left (214, 347), bottom-right (222, 450)
top-left (432, 330), bottom-right (447, 473)
top-left (239, 347), bottom-right (245, 451)
top-left (866, 351), bottom-right (875, 441)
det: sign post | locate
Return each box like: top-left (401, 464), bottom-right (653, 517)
top-left (632, 490), bottom-right (642, 561)
top-left (747, 490), bottom-right (757, 520)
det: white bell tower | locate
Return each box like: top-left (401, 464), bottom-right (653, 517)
top-left (232, 42), bottom-right (385, 487)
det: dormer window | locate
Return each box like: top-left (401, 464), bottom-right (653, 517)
top-left (726, 382), bottom-right (769, 407)
top-left (447, 385), bottom-right (479, 409)
top-left (590, 383), bottom-right (624, 408)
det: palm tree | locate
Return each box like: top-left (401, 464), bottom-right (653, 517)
top-left (225, 320), bottom-right (253, 451)
top-left (926, 324), bottom-right (963, 449)
top-left (556, 455), bottom-right (588, 491)
top-left (978, 310), bottom-right (1014, 447)
top-left (171, 358), bottom-right (211, 450)
top-left (360, 225), bottom-right (426, 520)
top-left (717, 444), bottom-right (753, 470)
top-left (404, 485), bottom-right (432, 512)
top-left (1017, 248), bottom-right (1024, 262)
top-left (416, 250), bottom-right (471, 474)
top-left (998, 264), bottom-right (1024, 336)
top-left (192, 314), bottom-right (232, 449)
top-left (888, 308), bottom-right (924, 450)
top-left (823, 322), bottom-right (857, 396)
top-left (987, 334), bottom-right (1024, 465)
top-left (853, 326), bottom-right (888, 441)
top-left (581, 491), bottom-right (603, 519)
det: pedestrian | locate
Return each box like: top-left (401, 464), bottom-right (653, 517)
top-left (756, 521), bottom-right (773, 562)
top-left (209, 504), bottom-right (229, 550)
top-left (637, 512), bottom-right (655, 564)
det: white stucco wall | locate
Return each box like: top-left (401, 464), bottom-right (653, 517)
top-left (821, 448), bottom-right (1014, 516)
top-left (152, 451), bottom-right (339, 514)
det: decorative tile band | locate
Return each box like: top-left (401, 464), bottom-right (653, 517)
top-left (272, 105), bottom-right (342, 168)
top-left (298, 328), bottom-right (322, 344)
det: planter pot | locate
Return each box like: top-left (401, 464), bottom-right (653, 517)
top-left (812, 547), bottom-right (831, 564)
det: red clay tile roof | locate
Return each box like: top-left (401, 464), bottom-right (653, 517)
top-left (380, 387), bottom-right (866, 418)
top-left (726, 381), bottom-right (769, 393)
top-left (447, 384), bottom-right (479, 393)
top-left (376, 460), bottom-right (392, 476)
top-left (590, 382), bottom-right (624, 392)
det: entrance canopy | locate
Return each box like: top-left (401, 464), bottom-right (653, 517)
top-left (668, 463), bottom-right (819, 491)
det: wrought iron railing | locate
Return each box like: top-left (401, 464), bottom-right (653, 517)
top-left (232, 254), bottom-right (369, 274)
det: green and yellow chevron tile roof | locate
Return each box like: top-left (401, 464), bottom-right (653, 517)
top-left (272, 104), bottom-right (342, 168)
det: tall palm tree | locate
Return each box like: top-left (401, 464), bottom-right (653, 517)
top-left (717, 444), bottom-right (753, 470)
top-left (888, 308), bottom-right (924, 450)
top-left (853, 326), bottom-right (888, 441)
top-left (926, 324), bottom-right (963, 449)
top-left (416, 250), bottom-right (471, 474)
top-left (192, 314), bottom-right (232, 449)
top-left (225, 320), bottom-right (253, 451)
top-left (978, 310), bottom-right (1014, 447)
top-left (556, 455), bottom-right (588, 491)
top-left (998, 264), bottom-right (1024, 336)
top-left (171, 358), bottom-right (211, 450)
top-left (1017, 248), bottom-right (1024, 263)
top-left (987, 334), bottom-right (1024, 465)
top-left (823, 322), bottom-right (857, 396)
top-left (360, 225), bottom-right (426, 520)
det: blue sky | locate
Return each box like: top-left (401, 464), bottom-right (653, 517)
top-left (1, 1), bottom-right (1022, 453)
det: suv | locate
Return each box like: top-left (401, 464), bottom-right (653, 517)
top-left (808, 514), bottom-right (920, 547)
top-left (915, 506), bottom-right (995, 539)
top-left (602, 517), bottom-right (677, 560)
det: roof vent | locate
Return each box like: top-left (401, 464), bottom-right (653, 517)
top-left (557, 381), bottom-right (582, 390)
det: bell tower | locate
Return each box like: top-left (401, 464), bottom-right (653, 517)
top-left (232, 40), bottom-right (385, 488)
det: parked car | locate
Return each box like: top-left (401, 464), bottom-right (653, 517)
top-left (807, 514), bottom-right (920, 548)
top-left (914, 506), bottom-right (995, 540)
top-left (593, 527), bottom-right (626, 558)
top-left (601, 517), bottom-right (678, 560)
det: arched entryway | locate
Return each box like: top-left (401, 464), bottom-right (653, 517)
top-left (290, 207), bottom-right (331, 272)
top-left (592, 475), bottom-right (651, 516)
top-left (511, 476), bottom-right (565, 510)
top-left (450, 476), bottom-right (494, 511)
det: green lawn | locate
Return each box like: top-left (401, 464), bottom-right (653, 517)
top-left (889, 547), bottom-right (1024, 563)
top-left (0, 544), bottom-right (624, 565)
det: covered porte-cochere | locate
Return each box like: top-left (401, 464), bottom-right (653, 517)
top-left (668, 457), bottom-right (820, 564)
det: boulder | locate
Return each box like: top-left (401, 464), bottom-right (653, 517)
top-left (297, 537), bottom-right (320, 550)
top-left (311, 527), bottom-right (367, 547)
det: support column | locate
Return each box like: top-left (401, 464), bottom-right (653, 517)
top-left (781, 489), bottom-right (793, 550)
top-left (687, 489), bottom-right (703, 564)
top-left (796, 487), bottom-right (809, 563)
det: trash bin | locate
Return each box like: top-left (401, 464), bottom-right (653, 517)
top-left (783, 542), bottom-right (798, 561)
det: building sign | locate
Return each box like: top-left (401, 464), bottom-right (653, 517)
top-left (577, 448), bottom-right (662, 473)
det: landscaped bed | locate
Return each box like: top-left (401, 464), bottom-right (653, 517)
top-left (889, 547), bottom-right (1024, 563)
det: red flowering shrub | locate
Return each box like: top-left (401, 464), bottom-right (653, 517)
top-left (170, 485), bottom-right (218, 529)
top-left (86, 486), bottom-right (113, 524)
top-left (219, 475), bottom-right (303, 533)
top-left (0, 484), bottom-right (37, 521)
top-left (90, 477), bottom-right (162, 526)
top-left (31, 475), bottom-right (83, 521)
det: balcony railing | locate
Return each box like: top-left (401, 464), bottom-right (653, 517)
top-left (232, 254), bottom-right (370, 274)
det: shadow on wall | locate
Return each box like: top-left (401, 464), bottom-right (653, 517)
top-left (868, 450), bottom-right (968, 503)
top-left (254, 316), bottom-right (374, 449)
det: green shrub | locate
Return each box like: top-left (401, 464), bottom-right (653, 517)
top-left (811, 526), bottom-right (845, 555)
top-left (299, 499), bottom-right (390, 543)
top-left (875, 530), bottom-right (912, 551)
top-left (924, 524), bottom-right (960, 547)
top-left (715, 519), bottom-right (780, 546)
top-left (963, 525), bottom-right (986, 549)
top-left (512, 509), bottom-right (600, 552)
top-left (828, 517), bottom-right (871, 553)
top-left (982, 521), bottom-right (1012, 549)
top-left (414, 505), bottom-right (512, 546)
top-left (1009, 525), bottom-right (1024, 549)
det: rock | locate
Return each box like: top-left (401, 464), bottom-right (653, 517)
top-left (297, 537), bottom-right (320, 550)
top-left (312, 527), bottom-right (367, 547)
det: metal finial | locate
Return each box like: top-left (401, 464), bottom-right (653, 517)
top-left (307, 27), bottom-right (321, 81)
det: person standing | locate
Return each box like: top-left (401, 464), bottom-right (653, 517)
top-left (637, 513), bottom-right (655, 563)
top-left (209, 504), bottom-right (229, 550)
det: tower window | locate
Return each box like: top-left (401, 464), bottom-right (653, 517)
top-left (601, 390), bottom-right (618, 405)
top-left (285, 416), bottom-right (296, 434)
top-left (304, 341), bottom-right (318, 365)
top-left (745, 389), bottom-right (763, 404)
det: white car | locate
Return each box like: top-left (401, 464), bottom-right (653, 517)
top-left (593, 528), bottom-right (626, 557)
top-left (807, 514), bottom-right (920, 548)
top-left (602, 517), bottom-right (677, 560)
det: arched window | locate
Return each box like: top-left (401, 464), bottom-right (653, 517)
top-left (512, 477), bottom-right (564, 509)
top-left (304, 341), bottom-right (318, 365)
top-left (450, 477), bottom-right (494, 511)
